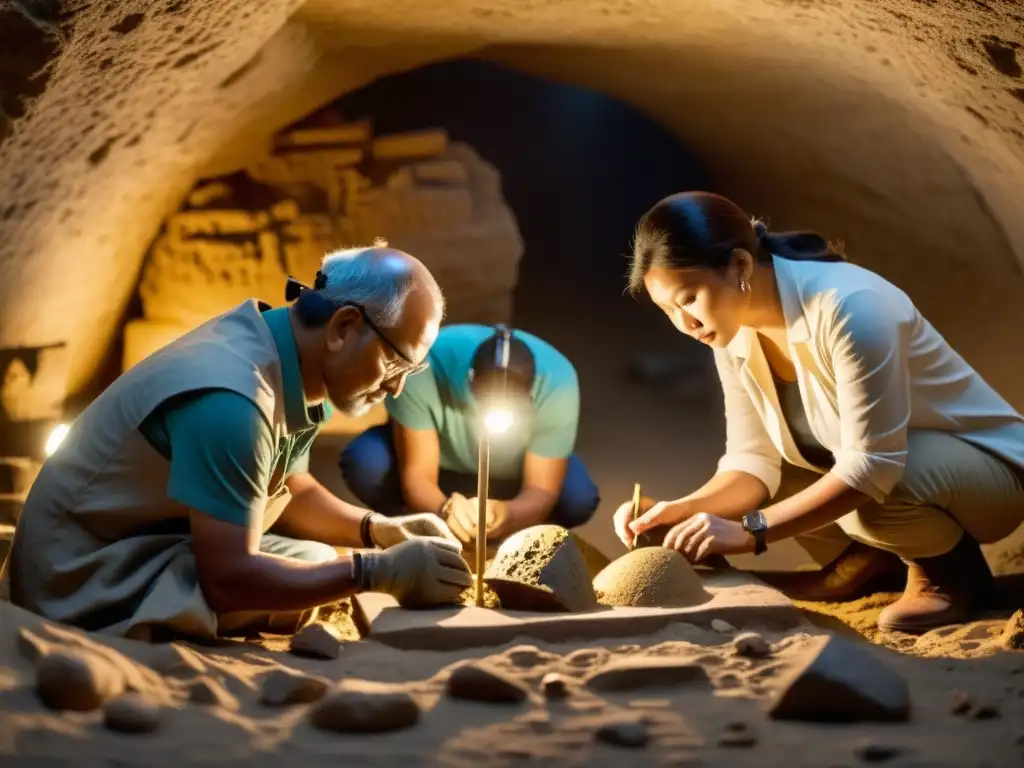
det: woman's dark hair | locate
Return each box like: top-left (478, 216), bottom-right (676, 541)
top-left (628, 191), bottom-right (845, 292)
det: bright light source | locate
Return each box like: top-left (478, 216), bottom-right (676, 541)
top-left (45, 423), bottom-right (70, 457)
top-left (483, 407), bottom-right (514, 435)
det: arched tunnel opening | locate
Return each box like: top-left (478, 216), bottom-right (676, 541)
top-left (1, 4), bottom-right (1024, 752)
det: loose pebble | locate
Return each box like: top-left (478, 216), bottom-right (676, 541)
top-left (309, 683), bottom-right (420, 733)
top-left (36, 648), bottom-right (126, 712)
top-left (595, 717), bottom-right (649, 748)
top-left (711, 619), bottom-right (737, 634)
top-left (719, 729), bottom-right (757, 747)
top-left (446, 662), bottom-right (529, 703)
top-left (259, 668), bottom-right (328, 706)
top-left (103, 693), bottom-right (161, 734)
top-left (732, 631), bottom-right (771, 658)
top-left (289, 623), bottom-right (344, 660)
top-left (855, 743), bottom-right (902, 762)
top-left (541, 672), bottom-right (572, 699)
top-left (950, 691), bottom-right (973, 715)
top-left (584, 657), bottom-right (709, 693)
top-left (968, 703), bottom-right (1001, 720)
top-left (188, 676), bottom-right (238, 710)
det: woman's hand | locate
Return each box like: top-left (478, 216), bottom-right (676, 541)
top-left (663, 513), bottom-right (755, 562)
top-left (613, 496), bottom-right (688, 549)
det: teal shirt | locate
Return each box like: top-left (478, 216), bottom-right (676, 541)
top-left (385, 324), bottom-right (579, 479)
top-left (138, 307), bottom-right (333, 528)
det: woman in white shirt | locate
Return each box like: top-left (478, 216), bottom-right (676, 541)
top-left (615, 191), bottom-right (1024, 634)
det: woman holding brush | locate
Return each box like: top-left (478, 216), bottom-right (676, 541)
top-left (613, 191), bottom-right (1024, 634)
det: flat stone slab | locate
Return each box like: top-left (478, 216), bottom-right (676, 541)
top-left (352, 570), bottom-right (805, 651)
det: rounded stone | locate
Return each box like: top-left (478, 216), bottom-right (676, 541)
top-left (103, 693), bottom-right (161, 734)
top-left (36, 648), bottom-right (126, 712)
top-left (484, 525), bottom-right (599, 613)
top-left (592, 547), bottom-right (711, 608)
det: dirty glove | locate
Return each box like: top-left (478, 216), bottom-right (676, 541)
top-left (366, 511), bottom-right (462, 551)
top-left (353, 538), bottom-right (473, 607)
top-left (444, 493), bottom-right (508, 545)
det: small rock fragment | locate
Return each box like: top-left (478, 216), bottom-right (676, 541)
top-left (711, 619), bottom-right (737, 633)
top-left (36, 648), bottom-right (126, 712)
top-left (103, 693), bottom-right (161, 734)
top-left (968, 703), bottom-right (1000, 720)
top-left (541, 672), bottom-right (573, 699)
top-left (767, 635), bottom-right (910, 722)
top-left (733, 632), bottom-right (772, 658)
top-left (505, 644), bottom-right (551, 668)
top-left (1002, 610), bottom-right (1024, 650)
top-left (854, 743), bottom-right (902, 763)
top-left (188, 676), bottom-right (238, 710)
top-left (260, 668), bottom-right (329, 706)
top-left (950, 691), bottom-right (973, 715)
top-left (447, 662), bottom-right (529, 703)
top-left (584, 657), bottom-right (710, 693)
top-left (595, 716), bottom-right (649, 748)
top-left (719, 727), bottom-right (756, 747)
top-left (289, 623), bottom-right (344, 660)
top-left (309, 683), bottom-right (420, 733)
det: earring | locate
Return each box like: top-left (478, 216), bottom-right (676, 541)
top-left (739, 279), bottom-right (750, 293)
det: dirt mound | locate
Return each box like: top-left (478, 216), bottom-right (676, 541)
top-left (593, 548), bottom-right (711, 609)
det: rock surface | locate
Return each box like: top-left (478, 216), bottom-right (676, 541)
top-left (309, 682), bottom-right (420, 733)
top-left (592, 547), bottom-right (711, 608)
top-left (484, 525), bottom-right (599, 613)
top-left (446, 661), bottom-right (529, 703)
top-left (35, 648), bottom-right (126, 712)
top-left (767, 635), bottom-right (910, 722)
top-left (1002, 609), bottom-right (1024, 650)
top-left (733, 632), bottom-right (772, 658)
top-left (259, 669), bottom-right (329, 706)
top-left (103, 693), bottom-right (161, 734)
top-left (289, 622), bottom-right (344, 660)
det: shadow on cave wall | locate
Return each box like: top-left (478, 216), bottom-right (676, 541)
top-left (309, 58), bottom-right (727, 555)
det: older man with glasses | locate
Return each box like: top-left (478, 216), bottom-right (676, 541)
top-left (7, 241), bottom-right (472, 641)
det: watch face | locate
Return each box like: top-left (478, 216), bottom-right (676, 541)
top-left (745, 511), bottom-right (767, 533)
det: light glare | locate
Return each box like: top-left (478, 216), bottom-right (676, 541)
top-left (483, 408), bottom-right (514, 435)
top-left (45, 423), bottom-right (70, 457)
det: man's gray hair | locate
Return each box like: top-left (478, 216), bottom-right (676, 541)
top-left (318, 238), bottom-right (443, 327)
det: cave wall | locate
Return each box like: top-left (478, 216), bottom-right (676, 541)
top-left (0, 0), bottom-right (1021, 411)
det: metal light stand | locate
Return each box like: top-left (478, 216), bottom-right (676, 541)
top-left (475, 325), bottom-right (512, 607)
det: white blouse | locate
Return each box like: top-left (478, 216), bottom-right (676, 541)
top-left (714, 255), bottom-right (1024, 503)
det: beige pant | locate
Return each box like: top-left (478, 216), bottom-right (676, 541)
top-left (727, 430), bottom-right (1024, 571)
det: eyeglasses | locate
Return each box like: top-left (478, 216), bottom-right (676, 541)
top-left (286, 276), bottom-right (429, 377)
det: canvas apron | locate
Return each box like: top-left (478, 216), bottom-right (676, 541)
top-left (7, 300), bottom-right (316, 640)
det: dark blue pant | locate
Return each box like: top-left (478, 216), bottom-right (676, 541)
top-left (340, 424), bottom-right (600, 529)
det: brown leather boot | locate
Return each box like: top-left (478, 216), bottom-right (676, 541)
top-left (757, 540), bottom-right (906, 602)
top-left (877, 534), bottom-right (994, 634)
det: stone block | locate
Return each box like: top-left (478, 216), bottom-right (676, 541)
top-left (371, 130), bottom-right (447, 160)
top-left (274, 121), bottom-right (372, 149)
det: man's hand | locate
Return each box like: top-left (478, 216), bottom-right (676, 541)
top-left (444, 493), bottom-right (508, 545)
top-left (368, 512), bottom-right (461, 550)
top-left (356, 538), bottom-right (473, 607)
top-left (663, 513), bottom-right (755, 562)
top-left (613, 496), bottom-right (688, 548)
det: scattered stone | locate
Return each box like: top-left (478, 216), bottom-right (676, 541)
top-left (541, 672), bottom-right (572, 699)
top-left (950, 691), bottom-right (973, 715)
top-left (733, 632), bottom-right (772, 658)
top-left (719, 727), bottom-right (757, 748)
top-left (595, 716), bottom-right (649, 748)
top-left (584, 657), bottom-right (710, 693)
top-left (36, 648), bottom-right (126, 712)
top-left (17, 627), bottom-right (49, 664)
top-left (187, 676), bottom-right (238, 710)
top-left (854, 743), bottom-right (902, 762)
top-left (446, 662), bottom-right (529, 703)
top-left (504, 644), bottom-right (553, 668)
top-left (968, 703), bottom-right (1001, 720)
top-left (289, 623), bottom-right (344, 660)
top-left (259, 669), bottom-right (329, 706)
top-left (309, 683), bottom-right (420, 733)
top-left (592, 548), bottom-right (711, 608)
top-left (1001, 610), bottom-right (1024, 650)
top-left (103, 693), bottom-right (161, 734)
top-left (484, 525), bottom-right (600, 612)
top-left (711, 619), bottom-right (737, 634)
top-left (767, 635), bottom-right (910, 722)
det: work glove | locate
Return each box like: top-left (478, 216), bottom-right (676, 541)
top-left (354, 538), bottom-right (473, 607)
top-left (444, 493), bottom-right (509, 545)
top-left (368, 511), bottom-right (462, 551)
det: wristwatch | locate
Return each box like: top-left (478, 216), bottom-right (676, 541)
top-left (741, 510), bottom-right (768, 556)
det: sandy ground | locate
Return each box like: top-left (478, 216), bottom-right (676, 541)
top-left (1, 563), bottom-right (1023, 767)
